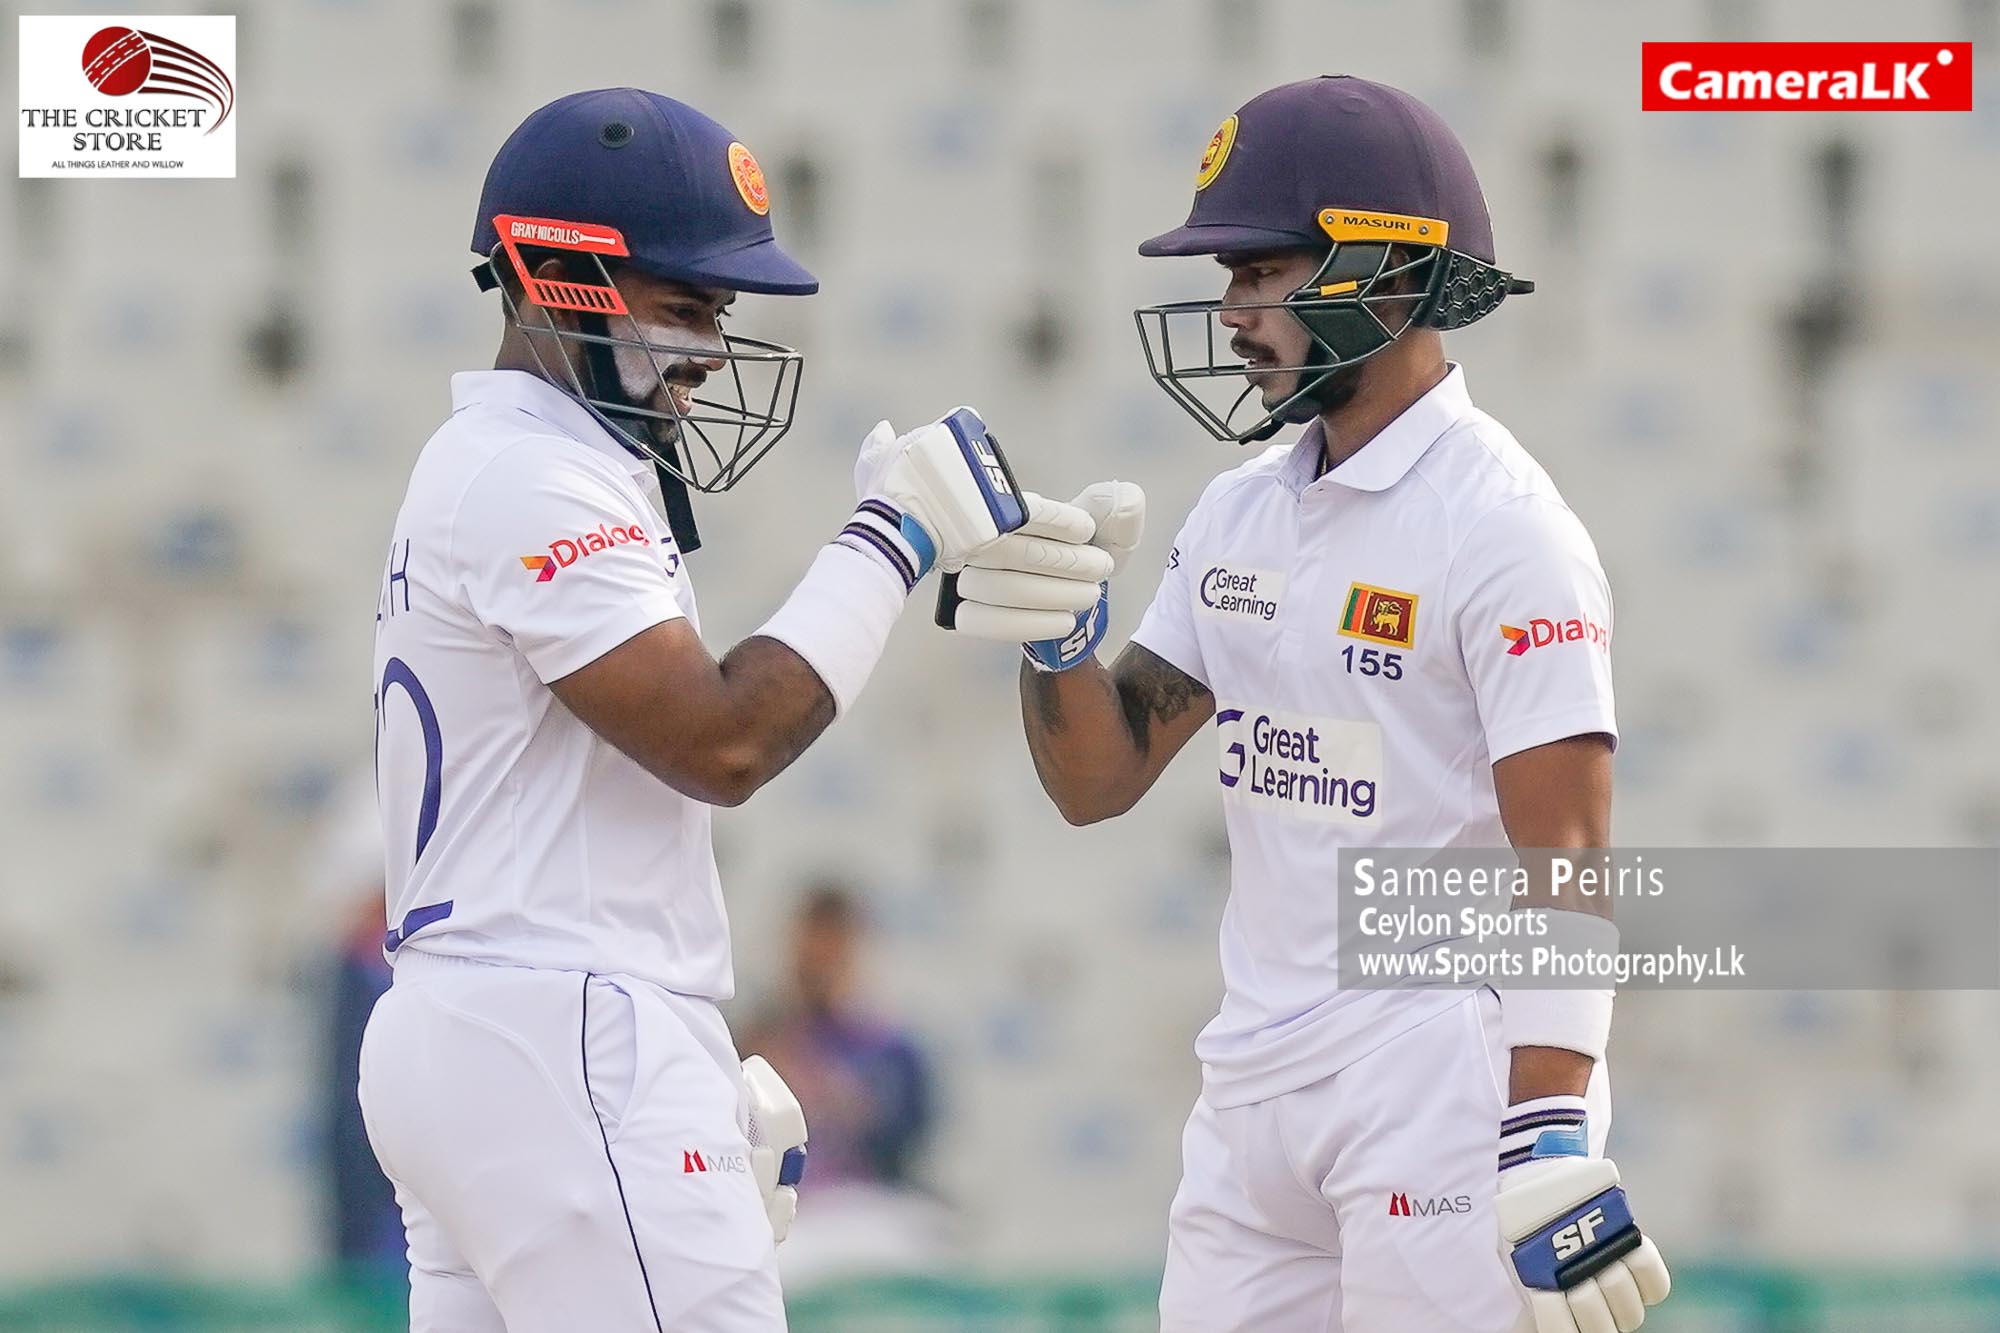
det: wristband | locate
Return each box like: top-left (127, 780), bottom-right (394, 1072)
top-left (1500, 986), bottom-right (1615, 1064)
top-left (1499, 1093), bottom-right (1589, 1172)
top-left (835, 499), bottom-right (928, 590)
top-left (754, 538), bottom-right (910, 715)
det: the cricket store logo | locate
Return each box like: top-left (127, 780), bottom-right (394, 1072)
top-left (1500, 614), bottom-right (1610, 658)
top-left (681, 1148), bottom-right (748, 1175)
top-left (18, 16), bottom-right (237, 177)
top-left (1388, 1191), bottom-right (1473, 1218)
top-left (1642, 42), bottom-right (1972, 111)
top-left (520, 523), bottom-right (653, 582)
top-left (1196, 565), bottom-right (1284, 622)
top-left (1215, 705), bottom-right (1381, 823)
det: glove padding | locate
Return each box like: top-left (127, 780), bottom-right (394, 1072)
top-left (741, 1055), bottom-right (808, 1245)
top-left (1070, 480), bottom-right (1145, 575)
top-left (940, 482), bottom-right (1145, 660)
top-left (853, 407), bottom-right (1037, 578)
top-left (948, 492), bottom-right (1112, 641)
top-left (1498, 1154), bottom-right (1670, 1333)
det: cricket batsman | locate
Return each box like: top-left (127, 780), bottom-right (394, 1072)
top-left (937, 76), bottom-right (1672, 1332)
top-left (359, 88), bottom-right (1102, 1331)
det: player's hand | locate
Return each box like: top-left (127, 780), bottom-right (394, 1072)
top-left (850, 407), bottom-right (1039, 579)
top-left (938, 481), bottom-right (1145, 672)
top-left (1496, 1098), bottom-right (1669, 1333)
top-left (742, 1056), bottom-right (807, 1245)
top-left (1068, 480), bottom-right (1146, 575)
top-left (941, 491), bottom-right (1113, 643)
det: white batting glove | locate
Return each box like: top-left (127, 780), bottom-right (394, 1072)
top-left (937, 480), bottom-right (1144, 671)
top-left (843, 407), bottom-right (1040, 587)
top-left (1497, 1097), bottom-right (1670, 1333)
top-left (741, 1056), bottom-right (808, 1245)
top-left (943, 491), bottom-right (1113, 642)
top-left (1069, 480), bottom-right (1146, 575)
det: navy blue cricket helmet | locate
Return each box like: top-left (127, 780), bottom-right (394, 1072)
top-left (1134, 76), bottom-right (1533, 444)
top-left (472, 88), bottom-right (819, 501)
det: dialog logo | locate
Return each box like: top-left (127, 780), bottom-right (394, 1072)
top-left (1500, 615), bottom-right (1610, 657)
top-left (520, 523), bottom-right (655, 581)
top-left (19, 15), bottom-right (237, 177)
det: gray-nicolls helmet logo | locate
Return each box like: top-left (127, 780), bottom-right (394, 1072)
top-left (470, 88), bottom-right (821, 549)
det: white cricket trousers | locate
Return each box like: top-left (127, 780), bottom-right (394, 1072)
top-left (1160, 990), bottom-right (1610, 1333)
top-left (357, 951), bottom-right (786, 1332)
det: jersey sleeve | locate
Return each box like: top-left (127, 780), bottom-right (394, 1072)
top-left (1449, 495), bottom-right (1616, 763)
top-left (1128, 506), bottom-right (1210, 689)
top-left (452, 439), bottom-right (685, 684)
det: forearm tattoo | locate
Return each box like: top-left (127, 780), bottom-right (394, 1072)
top-left (1023, 661), bottom-right (1068, 734)
top-left (1113, 644), bottom-right (1207, 756)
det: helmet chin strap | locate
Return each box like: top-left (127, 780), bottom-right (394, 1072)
top-left (1241, 364), bottom-right (1342, 444)
top-left (577, 311), bottom-right (703, 554)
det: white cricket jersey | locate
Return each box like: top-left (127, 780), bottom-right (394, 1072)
top-left (372, 369), bottom-right (733, 999)
top-left (1130, 364), bottom-right (1616, 1108)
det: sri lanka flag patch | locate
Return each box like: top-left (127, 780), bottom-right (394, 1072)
top-left (1338, 582), bottom-right (1419, 649)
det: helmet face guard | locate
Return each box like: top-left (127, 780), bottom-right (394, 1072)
top-left (485, 214), bottom-right (805, 493)
top-left (1134, 208), bottom-right (1531, 445)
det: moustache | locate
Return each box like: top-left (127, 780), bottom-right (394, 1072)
top-left (1231, 338), bottom-right (1279, 365)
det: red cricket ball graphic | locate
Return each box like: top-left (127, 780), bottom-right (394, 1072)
top-left (79, 25), bottom-right (235, 132)
top-left (82, 26), bottom-right (151, 96)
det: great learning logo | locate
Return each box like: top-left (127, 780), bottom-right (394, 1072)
top-left (17, 15), bottom-right (237, 177)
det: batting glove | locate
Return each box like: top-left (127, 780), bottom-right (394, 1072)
top-left (1496, 1096), bottom-right (1670, 1333)
top-left (741, 1056), bottom-right (807, 1245)
top-left (936, 481), bottom-right (1145, 672)
top-left (842, 407), bottom-right (1043, 589)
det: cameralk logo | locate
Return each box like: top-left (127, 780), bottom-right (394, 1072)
top-left (18, 15), bottom-right (237, 177)
top-left (1642, 42), bottom-right (1972, 111)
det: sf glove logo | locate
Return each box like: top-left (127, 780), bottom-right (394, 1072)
top-left (969, 432), bottom-right (1014, 504)
top-left (1552, 1206), bottom-right (1606, 1260)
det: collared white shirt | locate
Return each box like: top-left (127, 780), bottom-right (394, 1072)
top-left (372, 369), bottom-right (734, 999)
top-left (1131, 364), bottom-right (1616, 1108)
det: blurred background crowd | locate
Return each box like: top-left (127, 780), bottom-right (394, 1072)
top-left (2, 0), bottom-right (1998, 1327)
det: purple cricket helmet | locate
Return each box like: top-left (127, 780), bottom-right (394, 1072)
top-left (1134, 75), bottom-right (1533, 444)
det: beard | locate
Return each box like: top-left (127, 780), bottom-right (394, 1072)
top-left (1298, 359), bottom-right (1365, 416)
top-left (608, 322), bottom-right (715, 453)
top-left (1237, 332), bottom-right (1364, 421)
top-left (1253, 354), bottom-right (1365, 428)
